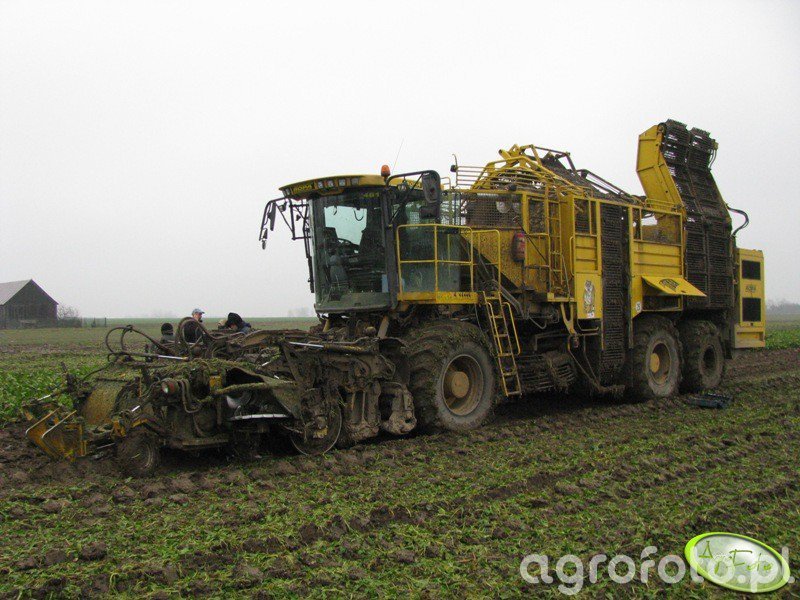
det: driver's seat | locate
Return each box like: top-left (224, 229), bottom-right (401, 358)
top-left (323, 227), bottom-right (349, 288)
top-left (358, 226), bottom-right (383, 258)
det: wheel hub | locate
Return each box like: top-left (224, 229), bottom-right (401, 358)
top-left (441, 354), bottom-right (483, 416)
top-left (445, 370), bottom-right (470, 399)
top-left (649, 341), bottom-right (671, 384)
top-left (649, 353), bottom-right (661, 373)
top-left (290, 403), bottom-right (342, 455)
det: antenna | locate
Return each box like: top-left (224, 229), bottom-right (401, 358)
top-left (391, 139), bottom-right (405, 172)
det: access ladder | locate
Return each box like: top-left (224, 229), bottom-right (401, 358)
top-left (481, 291), bottom-right (522, 396)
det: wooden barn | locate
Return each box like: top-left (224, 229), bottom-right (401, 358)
top-left (0, 280), bottom-right (58, 329)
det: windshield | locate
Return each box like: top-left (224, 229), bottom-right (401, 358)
top-left (310, 189), bottom-right (390, 311)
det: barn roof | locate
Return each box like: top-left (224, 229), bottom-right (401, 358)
top-left (0, 280), bottom-right (58, 306)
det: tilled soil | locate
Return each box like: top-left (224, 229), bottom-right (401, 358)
top-left (0, 347), bottom-right (798, 598)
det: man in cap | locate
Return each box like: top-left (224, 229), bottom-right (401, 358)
top-left (184, 308), bottom-right (205, 343)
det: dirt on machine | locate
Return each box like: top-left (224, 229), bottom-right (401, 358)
top-left (23, 120), bottom-right (766, 477)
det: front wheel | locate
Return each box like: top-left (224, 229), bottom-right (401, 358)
top-left (115, 429), bottom-right (161, 478)
top-left (406, 321), bottom-right (497, 432)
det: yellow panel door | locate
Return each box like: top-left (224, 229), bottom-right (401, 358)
top-left (735, 248), bottom-right (766, 349)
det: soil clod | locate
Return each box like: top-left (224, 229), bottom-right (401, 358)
top-left (78, 541), bottom-right (108, 561)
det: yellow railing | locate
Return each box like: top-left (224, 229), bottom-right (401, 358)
top-left (396, 224), bottom-right (501, 304)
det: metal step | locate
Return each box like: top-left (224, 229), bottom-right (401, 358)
top-left (481, 291), bottom-right (521, 396)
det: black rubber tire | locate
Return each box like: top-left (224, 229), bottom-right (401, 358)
top-left (115, 429), bottom-right (161, 478)
top-left (626, 315), bottom-right (682, 400)
top-left (678, 320), bottom-right (725, 392)
top-left (404, 321), bottom-right (497, 433)
top-left (334, 414), bottom-right (359, 449)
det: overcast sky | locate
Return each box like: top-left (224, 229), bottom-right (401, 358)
top-left (1, 0), bottom-right (798, 318)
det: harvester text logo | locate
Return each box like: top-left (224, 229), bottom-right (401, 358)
top-left (659, 278), bottom-right (680, 291)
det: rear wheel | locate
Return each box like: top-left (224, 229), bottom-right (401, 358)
top-left (679, 320), bottom-right (725, 391)
top-left (115, 429), bottom-right (161, 478)
top-left (405, 321), bottom-right (497, 432)
top-left (626, 316), bottom-right (682, 400)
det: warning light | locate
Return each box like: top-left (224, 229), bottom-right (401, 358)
top-left (381, 164), bottom-right (391, 178)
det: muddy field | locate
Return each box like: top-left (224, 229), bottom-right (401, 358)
top-left (0, 335), bottom-right (798, 596)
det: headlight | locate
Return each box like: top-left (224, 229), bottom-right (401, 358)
top-left (160, 379), bottom-right (180, 395)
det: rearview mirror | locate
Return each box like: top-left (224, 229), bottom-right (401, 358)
top-left (421, 172), bottom-right (441, 204)
top-left (420, 172), bottom-right (441, 220)
top-left (386, 170), bottom-right (442, 222)
top-left (267, 202), bottom-right (278, 231)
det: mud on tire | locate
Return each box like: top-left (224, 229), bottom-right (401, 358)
top-left (626, 315), bottom-right (682, 400)
top-left (404, 321), bottom-right (497, 433)
top-left (115, 429), bottom-right (161, 478)
top-left (678, 320), bottom-right (725, 392)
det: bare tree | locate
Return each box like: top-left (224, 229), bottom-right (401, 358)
top-left (57, 304), bottom-right (81, 320)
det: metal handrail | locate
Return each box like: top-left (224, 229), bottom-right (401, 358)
top-left (395, 224), bottom-right (501, 299)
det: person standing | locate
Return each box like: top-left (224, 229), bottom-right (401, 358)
top-left (184, 308), bottom-right (205, 343)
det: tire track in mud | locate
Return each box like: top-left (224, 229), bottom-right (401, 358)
top-left (507, 421), bottom-right (800, 585)
top-left (212, 431), bottom-right (796, 596)
top-left (10, 468), bottom-right (579, 597)
top-left (491, 367), bottom-right (800, 438)
top-left (314, 374), bottom-right (796, 541)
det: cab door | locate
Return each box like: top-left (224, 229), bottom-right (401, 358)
top-left (734, 248), bottom-right (766, 348)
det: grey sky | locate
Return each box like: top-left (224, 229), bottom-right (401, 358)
top-left (1, 0), bottom-right (798, 317)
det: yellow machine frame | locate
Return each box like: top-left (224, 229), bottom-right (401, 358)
top-left (390, 133), bottom-right (764, 355)
top-left (393, 146), bottom-right (709, 325)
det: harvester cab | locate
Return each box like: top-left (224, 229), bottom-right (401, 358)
top-left (260, 170), bottom-right (445, 315)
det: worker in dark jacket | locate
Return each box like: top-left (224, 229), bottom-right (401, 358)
top-left (224, 312), bottom-right (252, 333)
